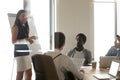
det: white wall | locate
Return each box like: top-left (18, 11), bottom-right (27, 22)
top-left (56, 0), bottom-right (94, 58)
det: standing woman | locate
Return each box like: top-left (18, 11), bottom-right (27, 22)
top-left (12, 10), bottom-right (36, 80)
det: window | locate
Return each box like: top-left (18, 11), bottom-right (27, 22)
top-left (117, 0), bottom-right (120, 35)
top-left (94, 0), bottom-right (114, 2)
top-left (30, 0), bottom-right (55, 52)
top-left (94, 0), bottom-right (115, 60)
top-left (0, 0), bottom-right (55, 79)
top-left (0, 0), bottom-right (23, 79)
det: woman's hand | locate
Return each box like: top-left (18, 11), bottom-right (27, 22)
top-left (26, 36), bottom-right (38, 44)
top-left (26, 38), bottom-right (34, 44)
top-left (29, 36), bottom-right (37, 40)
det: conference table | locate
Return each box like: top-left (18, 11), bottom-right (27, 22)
top-left (82, 66), bottom-right (118, 80)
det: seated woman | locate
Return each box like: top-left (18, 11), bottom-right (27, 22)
top-left (67, 33), bottom-right (92, 66)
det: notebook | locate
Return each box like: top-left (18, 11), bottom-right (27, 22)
top-left (93, 61), bottom-right (119, 80)
top-left (70, 58), bottom-right (85, 70)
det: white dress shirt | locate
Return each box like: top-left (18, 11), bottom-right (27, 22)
top-left (45, 49), bottom-right (84, 80)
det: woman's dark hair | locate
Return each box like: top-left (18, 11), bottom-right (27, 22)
top-left (76, 33), bottom-right (87, 44)
top-left (55, 32), bottom-right (65, 49)
top-left (14, 9), bottom-right (29, 28)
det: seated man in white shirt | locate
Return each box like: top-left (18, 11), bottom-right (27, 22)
top-left (45, 32), bottom-right (84, 80)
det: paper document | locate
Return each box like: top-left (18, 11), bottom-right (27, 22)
top-left (70, 58), bottom-right (85, 70)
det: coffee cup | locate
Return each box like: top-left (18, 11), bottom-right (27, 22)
top-left (92, 61), bottom-right (97, 69)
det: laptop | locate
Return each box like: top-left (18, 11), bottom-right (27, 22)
top-left (99, 56), bottom-right (119, 68)
top-left (70, 58), bottom-right (85, 70)
top-left (93, 61), bottom-right (119, 80)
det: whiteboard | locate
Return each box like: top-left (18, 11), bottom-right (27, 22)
top-left (7, 13), bottom-right (16, 28)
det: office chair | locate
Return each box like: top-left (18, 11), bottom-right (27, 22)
top-left (32, 54), bottom-right (59, 80)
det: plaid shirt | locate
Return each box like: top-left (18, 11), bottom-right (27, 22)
top-left (106, 46), bottom-right (120, 56)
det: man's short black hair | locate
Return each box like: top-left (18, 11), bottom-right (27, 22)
top-left (55, 32), bottom-right (65, 49)
top-left (76, 33), bottom-right (87, 44)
